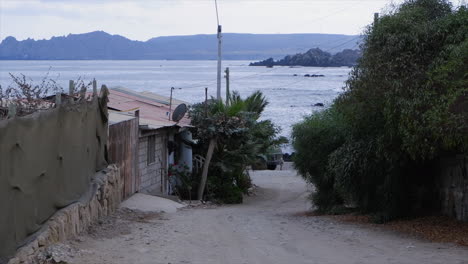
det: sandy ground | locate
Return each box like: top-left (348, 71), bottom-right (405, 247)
top-left (63, 166), bottom-right (468, 264)
top-left (120, 193), bottom-right (185, 213)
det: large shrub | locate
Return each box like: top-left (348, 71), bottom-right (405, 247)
top-left (293, 0), bottom-right (467, 220)
top-left (189, 91), bottom-right (287, 203)
top-left (292, 107), bottom-right (347, 212)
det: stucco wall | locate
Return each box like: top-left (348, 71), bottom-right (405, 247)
top-left (7, 165), bottom-right (122, 264)
top-left (0, 92), bottom-right (109, 261)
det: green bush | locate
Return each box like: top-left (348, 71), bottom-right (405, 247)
top-left (293, 0), bottom-right (468, 220)
top-left (205, 167), bottom-right (245, 204)
top-left (190, 91), bottom-right (287, 203)
top-left (292, 107), bottom-right (347, 212)
top-left (169, 164), bottom-right (198, 200)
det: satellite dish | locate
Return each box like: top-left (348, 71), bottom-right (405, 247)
top-left (172, 103), bottom-right (187, 122)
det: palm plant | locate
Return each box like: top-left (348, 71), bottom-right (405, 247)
top-left (229, 90), bottom-right (268, 119)
top-left (192, 90), bottom-right (281, 201)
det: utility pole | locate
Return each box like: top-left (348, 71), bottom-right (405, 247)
top-left (205, 87), bottom-right (208, 117)
top-left (225, 67), bottom-right (230, 106)
top-left (216, 25), bottom-right (222, 101)
top-left (168, 87), bottom-right (174, 120)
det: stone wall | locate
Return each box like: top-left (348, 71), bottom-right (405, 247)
top-left (437, 155), bottom-right (468, 221)
top-left (138, 131), bottom-right (168, 194)
top-left (7, 165), bottom-right (122, 264)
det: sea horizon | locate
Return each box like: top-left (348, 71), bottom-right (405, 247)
top-left (0, 59), bottom-right (351, 153)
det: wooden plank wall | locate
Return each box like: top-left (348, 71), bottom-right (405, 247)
top-left (108, 118), bottom-right (139, 199)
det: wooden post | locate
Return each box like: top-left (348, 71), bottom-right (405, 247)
top-left (7, 104), bottom-right (16, 118)
top-left (69, 80), bottom-right (75, 104)
top-left (93, 79), bottom-right (97, 97)
top-left (100, 85), bottom-right (109, 98)
top-left (197, 138), bottom-right (217, 200)
top-left (79, 84), bottom-right (86, 100)
top-left (55, 92), bottom-right (61, 106)
top-left (225, 67), bottom-right (230, 106)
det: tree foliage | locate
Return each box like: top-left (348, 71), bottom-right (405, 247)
top-left (0, 73), bottom-right (92, 119)
top-left (293, 0), bottom-right (467, 221)
top-left (189, 91), bottom-right (287, 203)
top-left (292, 107), bottom-right (347, 212)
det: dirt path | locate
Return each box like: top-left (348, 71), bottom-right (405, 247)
top-left (65, 168), bottom-right (468, 264)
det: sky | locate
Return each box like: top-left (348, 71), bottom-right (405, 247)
top-left (0, 0), bottom-right (463, 41)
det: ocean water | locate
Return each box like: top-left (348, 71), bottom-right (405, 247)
top-left (0, 60), bottom-right (351, 153)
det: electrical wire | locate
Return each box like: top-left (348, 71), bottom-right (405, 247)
top-left (181, 0), bottom-right (364, 86)
top-left (178, 79), bottom-right (217, 89)
top-left (173, 34), bottom-right (361, 91)
top-left (230, 34), bottom-right (361, 82)
top-left (267, 77), bottom-right (310, 91)
top-left (303, 36), bottom-right (362, 76)
top-left (303, 4), bottom-right (357, 28)
top-left (232, 66), bottom-right (286, 81)
top-left (171, 0), bottom-right (364, 90)
top-left (174, 33), bottom-right (361, 91)
top-left (174, 0), bottom-right (221, 90)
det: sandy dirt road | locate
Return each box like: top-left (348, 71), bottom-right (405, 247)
top-left (66, 168), bottom-right (468, 264)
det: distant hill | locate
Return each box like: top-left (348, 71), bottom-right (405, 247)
top-left (0, 31), bottom-right (362, 60)
top-left (249, 48), bottom-right (361, 67)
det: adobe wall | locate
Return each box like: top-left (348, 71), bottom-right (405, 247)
top-left (7, 165), bottom-right (122, 264)
top-left (0, 89), bottom-right (109, 261)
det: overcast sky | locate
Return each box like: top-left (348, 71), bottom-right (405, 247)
top-left (0, 0), bottom-right (462, 41)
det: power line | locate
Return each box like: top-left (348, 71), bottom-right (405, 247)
top-left (327, 35), bottom-right (362, 51)
top-left (231, 66), bottom-right (284, 81)
top-left (157, 0), bottom-right (391, 1)
top-left (177, 80), bottom-right (217, 90)
top-left (267, 77), bottom-right (310, 91)
top-left (182, 1), bottom-right (364, 86)
top-left (304, 4), bottom-right (357, 25)
top-left (173, 33), bottom-right (361, 91)
top-left (230, 34), bottom-right (361, 82)
top-left (169, 2), bottom-right (363, 90)
top-left (302, 35), bottom-right (362, 76)
top-left (176, 0), bottom-right (222, 91)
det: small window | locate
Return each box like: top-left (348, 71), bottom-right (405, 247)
top-left (147, 135), bottom-right (156, 165)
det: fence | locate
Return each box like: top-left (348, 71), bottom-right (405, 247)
top-left (108, 115), bottom-right (140, 199)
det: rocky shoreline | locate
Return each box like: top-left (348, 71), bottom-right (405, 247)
top-left (250, 48), bottom-right (361, 67)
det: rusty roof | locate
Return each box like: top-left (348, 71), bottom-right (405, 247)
top-left (108, 111), bottom-right (137, 125)
top-left (107, 87), bottom-right (191, 130)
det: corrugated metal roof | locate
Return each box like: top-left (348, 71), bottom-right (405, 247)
top-left (108, 112), bottom-right (137, 125)
top-left (107, 87), bottom-right (191, 130)
top-left (111, 87), bottom-right (188, 106)
top-left (139, 90), bottom-right (187, 106)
